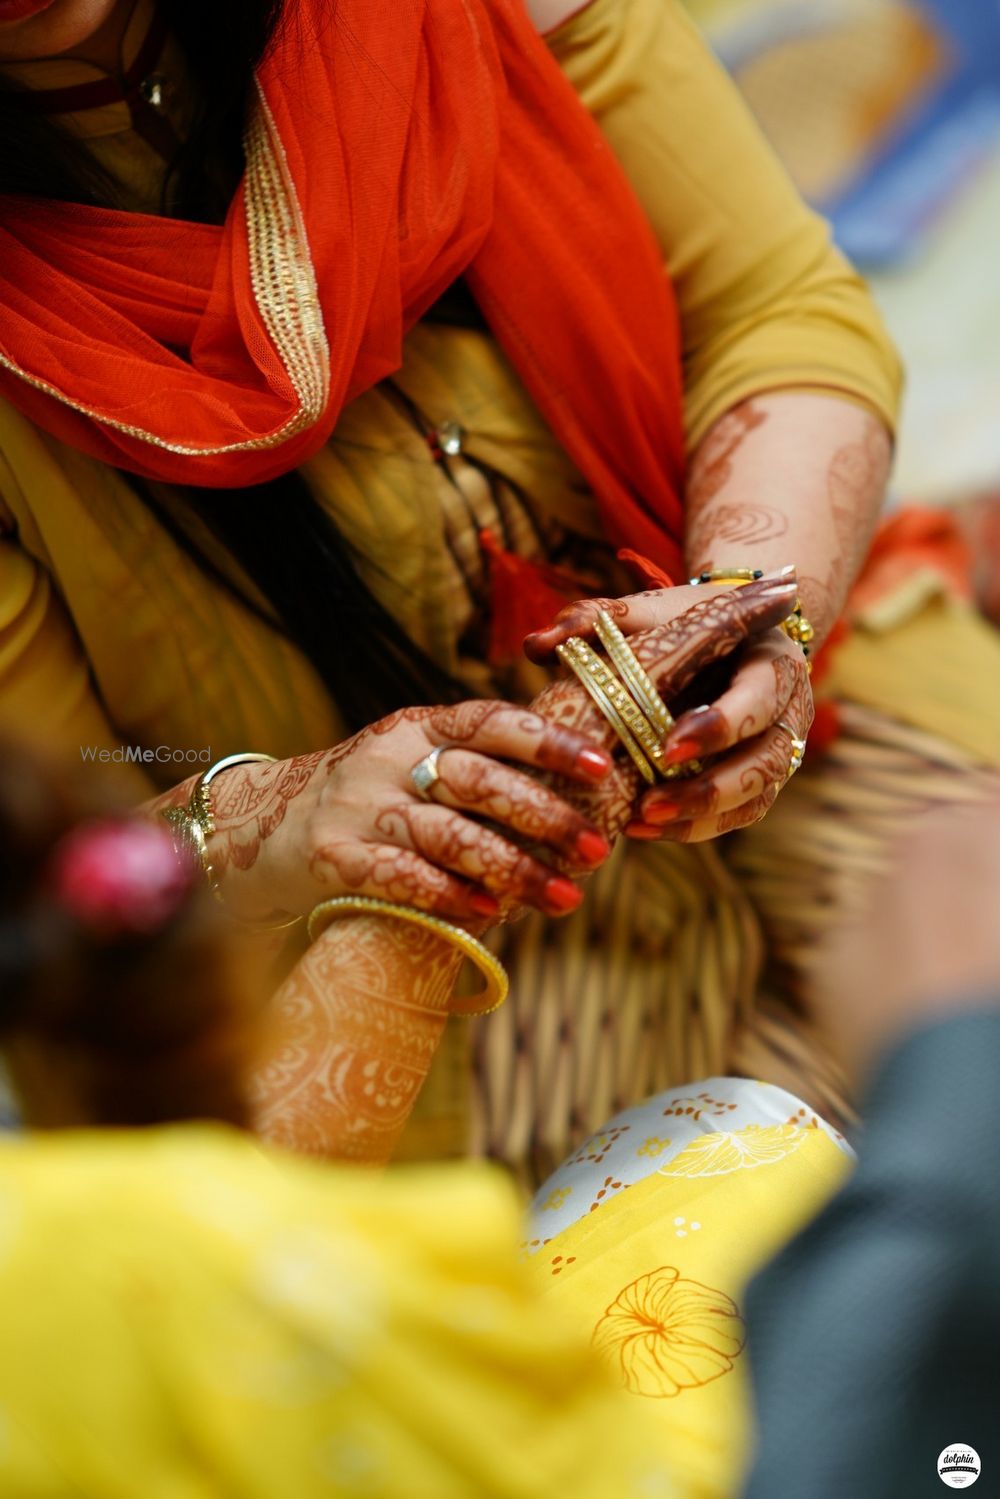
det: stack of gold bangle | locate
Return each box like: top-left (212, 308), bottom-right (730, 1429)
top-left (556, 610), bottom-right (701, 784)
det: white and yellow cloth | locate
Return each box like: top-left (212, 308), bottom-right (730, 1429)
top-left (527, 1076), bottom-right (851, 1242)
top-left (528, 1084), bottom-right (852, 1499)
top-left (0, 1096), bottom-right (851, 1499)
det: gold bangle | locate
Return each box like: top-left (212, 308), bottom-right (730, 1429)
top-left (307, 896), bottom-right (509, 1016)
top-left (594, 609), bottom-right (674, 738)
top-left (688, 567), bottom-right (764, 587)
top-left (568, 637), bottom-right (667, 769)
top-left (593, 611), bottom-right (705, 781)
top-left (591, 612), bottom-right (702, 780)
top-left (161, 752), bottom-right (302, 932)
top-left (556, 639), bottom-right (657, 784)
top-left (688, 566), bottom-right (813, 660)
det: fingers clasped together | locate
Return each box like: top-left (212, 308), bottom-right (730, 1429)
top-left (527, 571), bottom-right (815, 844)
top-left (213, 572), bottom-right (813, 932)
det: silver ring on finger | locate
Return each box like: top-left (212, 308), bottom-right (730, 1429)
top-left (410, 744), bottom-right (450, 802)
top-left (774, 720), bottom-right (807, 778)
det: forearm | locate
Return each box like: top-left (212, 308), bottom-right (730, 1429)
top-left (249, 685), bottom-right (640, 1163)
top-left (685, 392), bottom-right (892, 648)
top-left (252, 915), bottom-right (464, 1163)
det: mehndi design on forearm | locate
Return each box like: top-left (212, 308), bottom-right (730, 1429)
top-left (685, 395), bottom-right (891, 650)
top-left (252, 915), bottom-right (463, 1160)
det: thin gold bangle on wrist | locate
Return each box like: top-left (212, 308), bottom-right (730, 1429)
top-left (307, 896), bottom-right (509, 1016)
top-left (688, 567), bottom-right (764, 587)
top-left (161, 752), bottom-right (302, 932)
top-left (687, 566), bottom-right (814, 660)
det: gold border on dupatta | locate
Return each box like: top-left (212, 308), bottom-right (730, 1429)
top-left (0, 82), bottom-right (330, 458)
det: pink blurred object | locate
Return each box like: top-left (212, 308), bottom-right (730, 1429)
top-left (46, 819), bottom-right (195, 936)
top-left (957, 494), bottom-right (1000, 628)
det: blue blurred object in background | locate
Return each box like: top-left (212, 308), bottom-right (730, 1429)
top-left (831, 0), bottom-right (1000, 265)
top-left (706, 0), bottom-right (1000, 268)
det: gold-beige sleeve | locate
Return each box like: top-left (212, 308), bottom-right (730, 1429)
top-left (548, 0), bottom-right (904, 448)
top-left (0, 529), bottom-right (153, 797)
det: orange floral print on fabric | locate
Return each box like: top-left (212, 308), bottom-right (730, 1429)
top-left (593, 1267), bottom-right (746, 1399)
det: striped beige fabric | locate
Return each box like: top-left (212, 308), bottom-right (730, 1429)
top-left (473, 838), bottom-right (763, 1187)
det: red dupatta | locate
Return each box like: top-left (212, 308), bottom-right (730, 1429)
top-left (0, 0), bottom-right (687, 578)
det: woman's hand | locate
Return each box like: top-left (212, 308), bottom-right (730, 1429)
top-left (203, 701), bottom-right (615, 926)
top-left (629, 629), bottom-right (813, 842)
top-left (529, 574), bottom-right (803, 839)
top-left (525, 572), bottom-right (813, 842)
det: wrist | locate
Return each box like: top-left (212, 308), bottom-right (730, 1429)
top-left (166, 755), bottom-right (301, 929)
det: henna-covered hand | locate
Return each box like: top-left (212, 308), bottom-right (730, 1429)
top-left (527, 575), bottom-right (804, 846)
top-left (523, 564), bottom-right (809, 844)
top-left (628, 648), bottom-right (814, 842)
top-left (192, 700), bottom-right (615, 926)
top-left (522, 572), bottom-right (795, 664)
top-left (245, 580), bottom-right (798, 1164)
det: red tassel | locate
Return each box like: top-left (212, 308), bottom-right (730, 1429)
top-left (481, 529), bottom-right (593, 666)
top-left (807, 700), bottom-right (841, 758)
top-left (616, 548), bottom-right (679, 590)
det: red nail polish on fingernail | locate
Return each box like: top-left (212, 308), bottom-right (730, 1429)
top-left (544, 875), bottom-right (583, 913)
top-left (575, 829), bottom-right (611, 866)
top-left (470, 892), bottom-right (500, 918)
top-left (575, 747), bottom-right (612, 780)
top-left (625, 821), bottom-right (662, 840)
top-left (642, 800), bottom-right (681, 825)
top-left (661, 736), bottom-right (703, 768)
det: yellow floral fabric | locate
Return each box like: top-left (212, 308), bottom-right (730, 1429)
top-left (0, 1125), bottom-right (683, 1499)
top-left (658, 1122), bottom-right (808, 1178)
top-left (530, 1123), bottom-right (850, 1499)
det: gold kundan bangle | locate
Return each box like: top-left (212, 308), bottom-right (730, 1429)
top-left (566, 637), bottom-right (670, 773)
top-left (594, 609), bottom-right (674, 738)
top-left (307, 896), bottom-right (509, 1016)
top-left (593, 611), bottom-right (705, 781)
top-left (161, 752), bottom-right (302, 931)
top-left (688, 566), bottom-right (813, 661)
top-left (556, 638), bottom-right (657, 784)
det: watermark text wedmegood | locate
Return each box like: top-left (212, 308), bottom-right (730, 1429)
top-left (80, 745), bottom-right (212, 766)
